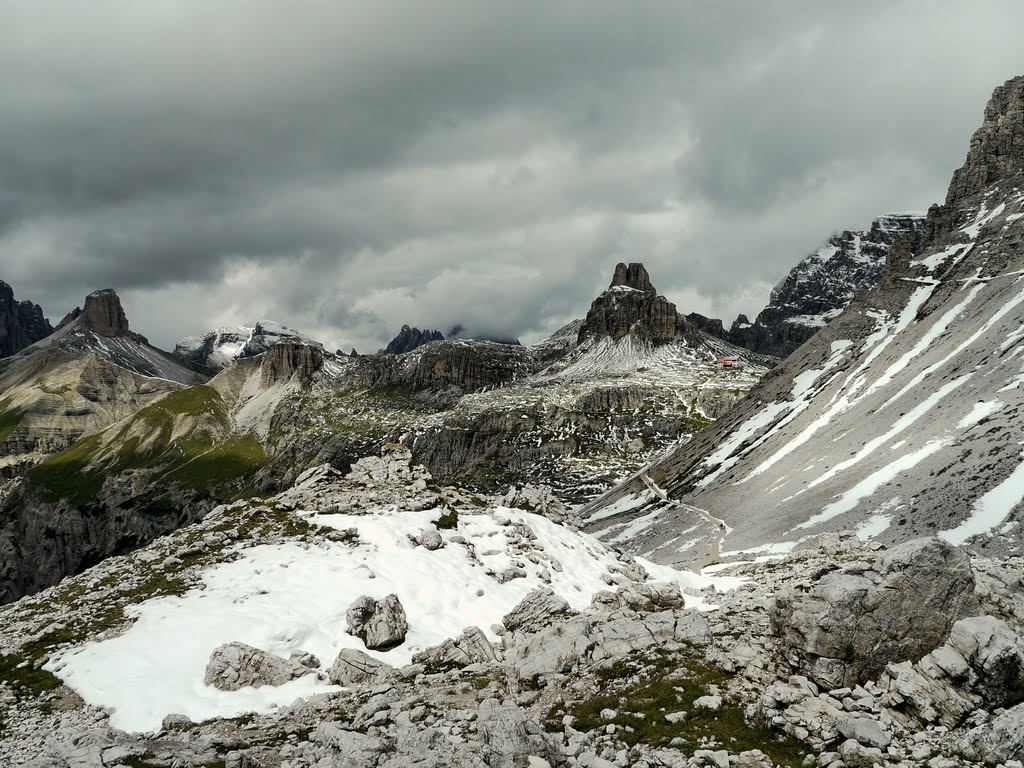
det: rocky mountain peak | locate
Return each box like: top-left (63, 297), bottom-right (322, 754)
top-left (81, 289), bottom-right (132, 337)
top-left (54, 288), bottom-right (134, 338)
top-left (0, 280), bottom-right (53, 357)
top-left (578, 263), bottom-right (697, 346)
top-left (610, 262), bottom-right (656, 294)
top-left (383, 325), bottom-right (444, 355)
top-left (945, 74), bottom-right (1024, 207)
top-left (724, 213), bottom-right (926, 357)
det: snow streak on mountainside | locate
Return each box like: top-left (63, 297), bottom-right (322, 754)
top-left (585, 75), bottom-right (1024, 565)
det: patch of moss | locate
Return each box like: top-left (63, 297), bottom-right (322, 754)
top-left (549, 647), bottom-right (809, 767)
top-left (27, 433), bottom-right (106, 505)
top-left (434, 509), bottom-right (459, 530)
top-left (0, 652), bottom-right (62, 699)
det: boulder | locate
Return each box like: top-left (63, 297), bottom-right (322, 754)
top-left (413, 626), bottom-right (501, 668)
top-left (203, 642), bottom-right (313, 691)
top-left (476, 696), bottom-right (559, 768)
top-left (312, 722), bottom-right (388, 767)
top-left (612, 581), bottom-right (686, 612)
top-left (328, 648), bottom-right (397, 686)
top-left (771, 537), bottom-right (977, 688)
top-left (880, 614), bottom-right (1024, 727)
top-left (346, 593), bottom-right (409, 650)
top-left (419, 529), bottom-right (444, 551)
top-left (502, 588), bottom-right (572, 633)
top-left (963, 701), bottom-right (1024, 764)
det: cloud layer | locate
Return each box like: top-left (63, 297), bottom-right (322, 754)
top-left (3, 1), bottom-right (1024, 352)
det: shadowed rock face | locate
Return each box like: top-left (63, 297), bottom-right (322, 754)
top-left (383, 325), bottom-right (444, 355)
top-left (81, 289), bottom-right (132, 337)
top-left (260, 341), bottom-right (324, 386)
top-left (725, 213), bottom-right (927, 358)
top-left (0, 281), bottom-right (53, 357)
top-left (56, 288), bottom-right (136, 339)
top-left (946, 74), bottom-right (1024, 207)
top-left (610, 262), bottom-right (656, 294)
top-left (578, 262), bottom-right (698, 346)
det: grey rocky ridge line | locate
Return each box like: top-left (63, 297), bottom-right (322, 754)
top-left (0, 280), bottom-right (52, 359)
top-left (707, 213), bottom-right (928, 358)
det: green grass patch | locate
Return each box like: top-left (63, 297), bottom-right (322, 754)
top-left (548, 647), bottom-right (809, 766)
top-left (26, 385), bottom-right (268, 507)
top-left (434, 508), bottom-right (459, 530)
top-left (0, 651), bottom-right (61, 699)
top-left (0, 397), bottom-right (26, 443)
top-left (27, 433), bottom-right (106, 505)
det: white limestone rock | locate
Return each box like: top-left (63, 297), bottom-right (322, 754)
top-left (346, 593), bottom-right (409, 651)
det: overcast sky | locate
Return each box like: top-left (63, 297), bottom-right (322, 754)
top-left (2, 1), bottom-right (1024, 352)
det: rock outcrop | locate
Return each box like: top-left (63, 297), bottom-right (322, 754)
top-left (327, 648), bottom-right (396, 686)
top-left (57, 289), bottom-right (136, 339)
top-left (346, 593), bottom-right (409, 650)
top-left (577, 262), bottom-right (699, 346)
top-left (203, 642), bottom-right (314, 691)
top-left (771, 538), bottom-right (978, 688)
top-left (502, 588), bottom-right (572, 633)
top-left (0, 281), bottom-right (52, 358)
top-left (259, 340), bottom-right (324, 386)
top-left (945, 74), bottom-right (1024, 207)
top-left (412, 626), bottom-right (502, 669)
top-left (383, 325), bottom-right (444, 355)
top-left (610, 262), bottom-right (656, 293)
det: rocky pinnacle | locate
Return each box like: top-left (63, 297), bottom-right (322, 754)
top-left (80, 289), bottom-right (132, 337)
top-left (609, 262), bottom-right (656, 294)
top-left (0, 280), bottom-right (53, 357)
top-left (945, 74), bottom-right (1024, 207)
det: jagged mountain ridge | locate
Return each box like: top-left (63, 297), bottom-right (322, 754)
top-left (381, 325), bottom-right (445, 355)
top-left (728, 214), bottom-right (927, 357)
top-left (583, 74), bottom-right (1024, 566)
top-left (0, 281), bottom-right (52, 359)
top-left (688, 214), bottom-right (927, 358)
top-left (0, 262), bottom-right (765, 603)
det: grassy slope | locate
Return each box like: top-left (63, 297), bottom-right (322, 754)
top-left (27, 385), bottom-right (267, 507)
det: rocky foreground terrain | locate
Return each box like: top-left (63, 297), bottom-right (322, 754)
top-left (1, 448), bottom-right (1022, 768)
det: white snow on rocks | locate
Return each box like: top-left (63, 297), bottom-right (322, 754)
top-left (940, 453), bottom-right (1024, 545)
top-left (45, 501), bottom-right (726, 733)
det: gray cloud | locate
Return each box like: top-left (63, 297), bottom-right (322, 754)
top-left (2, 1), bottom-right (1023, 353)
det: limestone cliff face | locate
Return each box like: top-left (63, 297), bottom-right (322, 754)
top-left (946, 74), bottom-right (1024, 207)
top-left (260, 341), bottom-right (324, 387)
top-left (0, 281), bottom-right (52, 358)
top-left (577, 262), bottom-right (700, 346)
top-left (56, 289), bottom-right (137, 339)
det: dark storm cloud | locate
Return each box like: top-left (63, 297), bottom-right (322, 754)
top-left (1, 1), bottom-right (1023, 351)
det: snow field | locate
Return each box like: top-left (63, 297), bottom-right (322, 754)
top-left (47, 504), bottom-right (727, 733)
